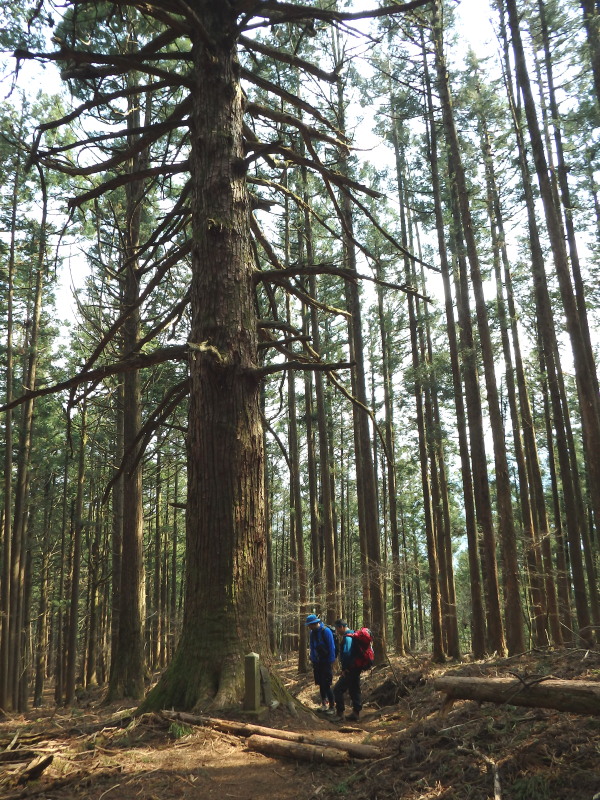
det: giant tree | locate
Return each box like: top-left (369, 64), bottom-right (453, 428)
top-left (11, 0), bottom-right (431, 710)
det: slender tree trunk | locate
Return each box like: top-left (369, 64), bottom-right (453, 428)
top-left (421, 41), bottom-right (487, 657)
top-left (1, 140), bottom-right (22, 711)
top-left (477, 106), bottom-right (547, 647)
top-left (34, 478), bottom-right (52, 706)
top-left (334, 49), bottom-right (386, 657)
top-left (499, 0), bottom-right (595, 644)
top-left (374, 264), bottom-right (405, 654)
top-left (580, 0), bottom-right (600, 109)
top-left (286, 301), bottom-right (309, 673)
top-left (110, 380), bottom-right (124, 677)
top-left (536, 0), bottom-right (599, 400)
top-left (504, 0), bottom-right (600, 584)
top-left (66, 404), bottom-right (86, 705)
top-left (433, 0), bottom-right (525, 654)
top-left (108, 71), bottom-right (148, 700)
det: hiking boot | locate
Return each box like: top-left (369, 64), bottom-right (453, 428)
top-left (316, 704), bottom-right (328, 713)
top-left (346, 711), bottom-right (360, 721)
top-left (324, 707), bottom-right (336, 716)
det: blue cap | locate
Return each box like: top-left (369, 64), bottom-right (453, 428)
top-left (305, 613), bottom-right (320, 625)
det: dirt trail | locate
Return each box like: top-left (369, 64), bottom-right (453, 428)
top-left (1, 651), bottom-right (599, 800)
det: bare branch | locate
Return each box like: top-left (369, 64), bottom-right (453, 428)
top-left (245, 102), bottom-right (348, 153)
top-left (255, 359), bottom-right (353, 378)
top-left (239, 34), bottom-right (340, 83)
top-left (67, 162), bottom-right (189, 208)
top-left (250, 0), bottom-right (433, 26)
top-left (0, 346), bottom-right (188, 414)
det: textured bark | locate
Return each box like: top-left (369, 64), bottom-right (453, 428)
top-left (162, 711), bottom-right (380, 758)
top-left (435, 676), bottom-right (600, 715)
top-left (108, 79), bottom-right (147, 702)
top-left (142, 6), bottom-right (268, 711)
top-left (247, 734), bottom-right (350, 764)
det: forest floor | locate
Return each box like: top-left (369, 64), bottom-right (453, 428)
top-left (1, 647), bottom-right (599, 800)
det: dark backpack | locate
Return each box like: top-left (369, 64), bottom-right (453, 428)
top-left (316, 625), bottom-right (339, 659)
top-left (325, 625), bottom-right (340, 658)
top-left (350, 627), bottom-right (374, 671)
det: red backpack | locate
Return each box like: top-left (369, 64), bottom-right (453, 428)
top-left (350, 627), bottom-right (375, 671)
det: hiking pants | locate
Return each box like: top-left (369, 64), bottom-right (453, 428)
top-left (334, 668), bottom-right (362, 714)
top-left (313, 662), bottom-right (334, 706)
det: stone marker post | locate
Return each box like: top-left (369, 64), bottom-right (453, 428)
top-left (244, 652), bottom-right (261, 712)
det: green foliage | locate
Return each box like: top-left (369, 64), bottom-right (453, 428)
top-left (168, 721), bottom-right (194, 740)
top-left (511, 773), bottom-right (550, 800)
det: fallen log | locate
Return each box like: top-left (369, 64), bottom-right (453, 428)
top-left (434, 676), bottom-right (600, 715)
top-left (246, 734), bottom-right (350, 764)
top-left (160, 710), bottom-right (379, 758)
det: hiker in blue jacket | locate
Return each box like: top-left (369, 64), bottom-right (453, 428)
top-left (333, 619), bottom-right (362, 721)
top-left (305, 613), bottom-right (336, 714)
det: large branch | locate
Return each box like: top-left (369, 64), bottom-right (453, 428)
top-left (255, 359), bottom-right (353, 378)
top-left (239, 34), bottom-right (340, 83)
top-left (434, 676), bottom-right (600, 715)
top-left (255, 262), bottom-right (429, 301)
top-left (247, 0), bottom-right (432, 26)
top-left (245, 102), bottom-right (348, 153)
top-left (0, 346), bottom-right (188, 414)
top-left (67, 161), bottom-right (189, 208)
top-left (240, 67), bottom-right (342, 135)
top-left (35, 95), bottom-right (192, 176)
top-left (269, 143), bottom-right (382, 199)
top-left (15, 47), bottom-right (192, 88)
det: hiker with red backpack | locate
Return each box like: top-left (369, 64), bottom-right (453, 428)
top-left (333, 621), bottom-right (374, 722)
top-left (305, 613), bottom-right (337, 714)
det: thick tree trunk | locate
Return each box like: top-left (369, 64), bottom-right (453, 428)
top-left (142, 6), bottom-right (268, 711)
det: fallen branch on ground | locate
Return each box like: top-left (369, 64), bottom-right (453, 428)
top-left (160, 710), bottom-right (380, 758)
